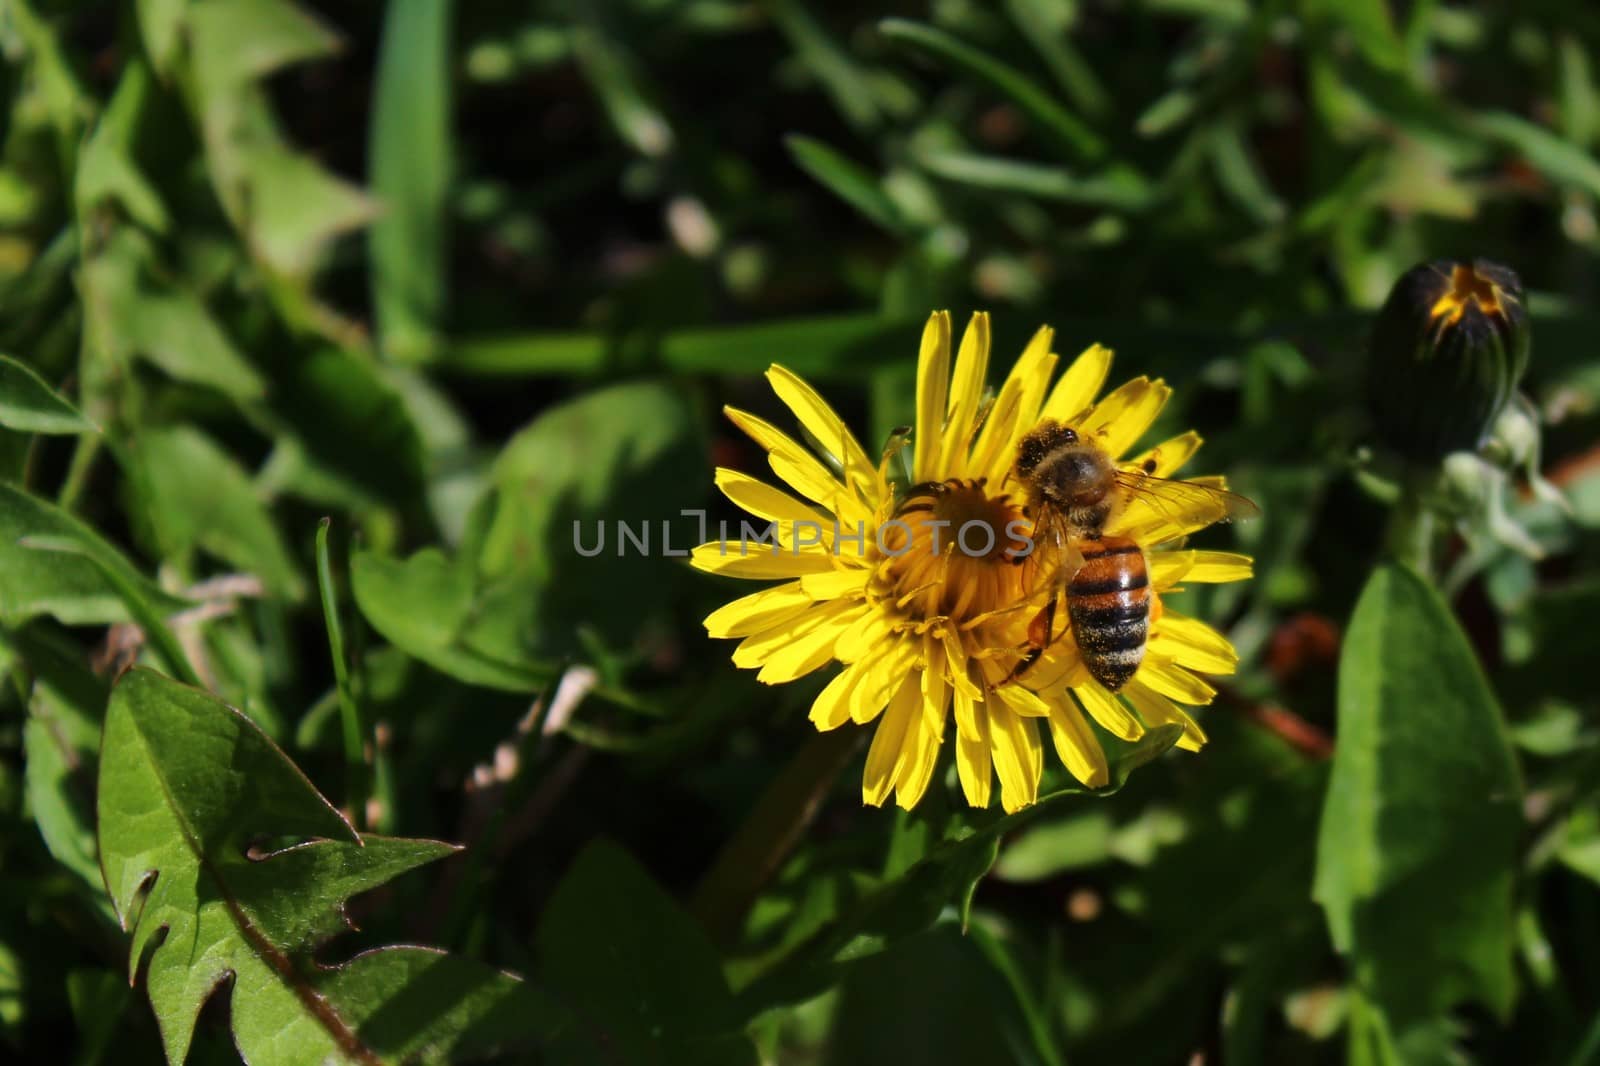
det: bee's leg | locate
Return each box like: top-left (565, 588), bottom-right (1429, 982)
top-left (998, 596), bottom-right (1057, 687)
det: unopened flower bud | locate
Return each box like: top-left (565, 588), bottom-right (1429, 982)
top-left (1366, 259), bottom-right (1531, 462)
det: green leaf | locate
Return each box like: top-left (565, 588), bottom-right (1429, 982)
top-left (1313, 564), bottom-right (1522, 1026)
top-left (916, 151), bottom-right (1152, 210)
top-left (369, 0), bottom-right (453, 365)
top-left (125, 425), bottom-right (304, 599)
top-left (79, 230), bottom-right (267, 402)
top-left (97, 668), bottom-right (546, 1065)
top-left (878, 18), bottom-right (1105, 162)
top-left (1472, 111), bottom-right (1600, 199)
top-left (259, 348), bottom-right (427, 508)
top-left (824, 925), bottom-right (1064, 1066)
top-left (537, 839), bottom-right (758, 1066)
top-left (738, 725), bottom-right (1183, 1014)
top-left (768, 0), bottom-right (885, 130)
top-left (0, 353), bottom-right (95, 434)
top-left (0, 483), bottom-right (189, 626)
top-left (351, 546), bottom-right (551, 693)
top-left (477, 378), bottom-right (707, 654)
top-left (785, 135), bottom-right (905, 234)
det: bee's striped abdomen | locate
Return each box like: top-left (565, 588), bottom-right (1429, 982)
top-left (1067, 536), bottom-right (1149, 692)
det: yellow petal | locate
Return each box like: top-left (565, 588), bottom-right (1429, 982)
top-left (1136, 657), bottom-right (1218, 705)
top-left (691, 541), bottom-right (835, 579)
top-left (921, 637), bottom-right (950, 735)
top-left (913, 311), bottom-right (952, 481)
top-left (1185, 551), bottom-right (1253, 584)
top-left (704, 580), bottom-right (812, 638)
top-left (1124, 430), bottom-right (1202, 478)
top-left (725, 406), bottom-right (863, 521)
top-left (938, 312), bottom-right (991, 474)
top-left (1079, 377), bottom-right (1171, 459)
top-left (1039, 343), bottom-right (1112, 424)
top-left (988, 704), bottom-right (1043, 813)
top-left (894, 708), bottom-right (944, 810)
top-left (1124, 678), bottom-right (1207, 751)
top-left (733, 597), bottom-right (854, 670)
top-left (994, 682), bottom-right (1051, 718)
top-left (1044, 694), bottom-right (1110, 788)
top-left (967, 372), bottom-right (1025, 483)
top-left (1014, 330), bottom-right (1059, 429)
top-left (835, 607), bottom-right (894, 663)
top-left (715, 468), bottom-right (827, 525)
top-left (800, 567), bottom-right (870, 599)
top-left (809, 665), bottom-right (861, 730)
top-left (1072, 682), bottom-right (1145, 742)
top-left (1150, 610), bottom-right (1239, 675)
top-left (863, 675), bottom-right (918, 806)
top-left (766, 365), bottom-right (877, 498)
top-left (757, 602), bottom-right (866, 683)
top-left (943, 628), bottom-right (983, 701)
top-left (952, 673), bottom-right (982, 742)
top-left (956, 723), bottom-right (993, 808)
top-left (850, 639), bottom-right (918, 724)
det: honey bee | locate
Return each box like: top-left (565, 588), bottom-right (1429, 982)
top-left (1008, 419), bottom-right (1258, 692)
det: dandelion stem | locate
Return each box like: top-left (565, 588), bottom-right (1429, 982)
top-left (690, 723), bottom-right (864, 948)
top-left (1383, 466), bottom-right (1439, 577)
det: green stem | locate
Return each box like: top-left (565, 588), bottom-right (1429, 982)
top-left (315, 519), bottom-right (368, 829)
top-left (55, 432), bottom-right (101, 514)
top-left (1383, 466), bottom-right (1439, 577)
top-left (689, 724), bottom-right (864, 948)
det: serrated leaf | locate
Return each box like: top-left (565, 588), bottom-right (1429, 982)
top-left (1313, 564), bottom-right (1522, 1027)
top-left (0, 353), bottom-right (95, 434)
top-left (98, 668), bottom-right (546, 1064)
top-left (0, 483), bottom-right (190, 626)
top-left (538, 840), bottom-right (758, 1066)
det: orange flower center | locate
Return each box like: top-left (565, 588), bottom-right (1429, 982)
top-left (868, 479), bottom-right (1038, 653)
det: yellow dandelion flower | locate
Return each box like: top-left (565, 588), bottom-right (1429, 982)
top-left (692, 311), bottom-right (1253, 813)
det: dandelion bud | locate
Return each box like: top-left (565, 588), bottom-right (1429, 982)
top-left (1366, 259), bottom-right (1531, 462)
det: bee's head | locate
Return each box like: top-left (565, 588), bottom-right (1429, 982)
top-left (1015, 421), bottom-right (1077, 478)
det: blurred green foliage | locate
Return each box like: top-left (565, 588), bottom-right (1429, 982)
top-left (0, 0), bottom-right (1599, 1063)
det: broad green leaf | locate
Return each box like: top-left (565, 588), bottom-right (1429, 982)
top-left (351, 546), bottom-right (550, 693)
top-left (879, 18), bottom-right (1105, 162)
top-left (259, 348), bottom-right (427, 508)
top-left (369, 0), bottom-right (453, 365)
top-left (477, 378), bottom-right (707, 654)
top-left (18, 624), bottom-right (113, 898)
top-left (126, 425), bottom-right (304, 599)
top-left (0, 353), bottom-right (94, 434)
top-left (1314, 564), bottom-right (1522, 1026)
top-left (98, 668), bottom-right (546, 1065)
top-left (79, 230), bottom-right (267, 402)
top-left (0, 483), bottom-right (189, 626)
top-left (785, 135), bottom-right (905, 234)
top-left (537, 839), bottom-right (758, 1066)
